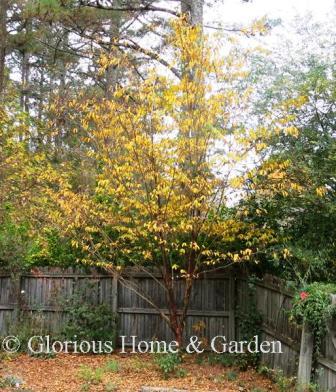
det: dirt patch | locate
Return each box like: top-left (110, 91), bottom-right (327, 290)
top-left (0, 353), bottom-right (278, 391)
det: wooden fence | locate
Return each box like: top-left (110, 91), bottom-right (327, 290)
top-left (254, 275), bottom-right (301, 376)
top-left (253, 275), bottom-right (336, 391)
top-left (0, 267), bottom-right (237, 345)
top-left (0, 268), bottom-right (335, 390)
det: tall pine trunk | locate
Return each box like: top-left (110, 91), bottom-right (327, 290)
top-left (105, 2), bottom-right (123, 99)
top-left (181, 0), bottom-right (204, 27)
top-left (0, 0), bottom-right (8, 101)
top-left (20, 18), bottom-right (32, 115)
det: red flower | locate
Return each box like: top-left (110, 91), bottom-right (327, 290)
top-left (300, 291), bottom-right (309, 300)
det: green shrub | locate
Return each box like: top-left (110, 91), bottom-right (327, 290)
top-left (175, 367), bottom-right (187, 378)
top-left (207, 353), bottom-right (234, 366)
top-left (207, 352), bottom-right (257, 370)
top-left (104, 381), bottom-right (118, 391)
top-left (0, 375), bottom-right (23, 388)
top-left (27, 228), bottom-right (84, 267)
top-left (306, 383), bottom-right (320, 392)
top-left (80, 383), bottom-right (91, 392)
top-left (3, 309), bottom-right (52, 355)
top-left (225, 370), bottom-right (238, 382)
top-left (154, 353), bottom-right (182, 379)
top-left (257, 365), bottom-right (270, 376)
top-left (104, 359), bottom-right (119, 373)
top-left (78, 365), bottom-right (104, 384)
top-left (290, 283), bottom-right (336, 357)
top-left (258, 366), bottom-right (296, 392)
top-left (212, 374), bottom-right (225, 384)
top-left (234, 352), bottom-right (259, 371)
top-left (61, 281), bottom-right (117, 343)
top-left (195, 354), bottom-right (206, 365)
top-left (0, 209), bottom-right (32, 272)
top-left (275, 372), bottom-right (296, 392)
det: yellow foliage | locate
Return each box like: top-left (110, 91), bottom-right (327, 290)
top-left (41, 18), bottom-right (282, 274)
top-left (316, 186), bottom-right (327, 197)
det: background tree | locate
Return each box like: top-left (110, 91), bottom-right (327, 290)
top-left (238, 17), bottom-right (336, 284)
top-left (0, 0), bottom-right (9, 101)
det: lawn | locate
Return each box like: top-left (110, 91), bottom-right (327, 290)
top-left (0, 352), bottom-right (279, 391)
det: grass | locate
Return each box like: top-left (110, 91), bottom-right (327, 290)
top-left (77, 359), bottom-right (120, 391)
top-left (78, 365), bottom-right (105, 384)
top-left (104, 359), bottom-right (119, 373)
top-left (104, 381), bottom-right (118, 391)
top-left (258, 365), bottom-right (296, 391)
top-left (225, 370), bottom-right (238, 382)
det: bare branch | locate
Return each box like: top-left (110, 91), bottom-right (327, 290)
top-left (116, 39), bottom-right (181, 79)
top-left (79, 1), bottom-right (180, 17)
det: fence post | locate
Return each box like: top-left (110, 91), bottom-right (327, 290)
top-left (297, 321), bottom-right (314, 391)
top-left (112, 272), bottom-right (119, 347)
top-left (329, 294), bottom-right (336, 353)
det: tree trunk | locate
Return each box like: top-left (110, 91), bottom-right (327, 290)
top-left (162, 262), bottom-right (195, 347)
top-left (163, 265), bottom-right (181, 345)
top-left (164, 1), bottom-right (204, 347)
top-left (20, 19), bottom-right (32, 115)
top-left (105, 4), bottom-right (123, 99)
top-left (0, 0), bottom-right (8, 101)
top-left (38, 64), bottom-right (44, 121)
top-left (181, 0), bottom-right (204, 27)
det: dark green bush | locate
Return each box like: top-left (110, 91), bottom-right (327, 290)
top-left (61, 281), bottom-right (117, 343)
top-left (154, 353), bottom-right (182, 379)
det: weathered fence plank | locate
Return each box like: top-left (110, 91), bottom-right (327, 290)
top-left (255, 275), bottom-right (301, 376)
top-left (0, 268), bottom-right (236, 345)
top-left (297, 323), bottom-right (314, 390)
top-left (254, 275), bottom-right (336, 391)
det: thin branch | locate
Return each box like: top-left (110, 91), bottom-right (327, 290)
top-left (80, 1), bottom-right (180, 17)
top-left (204, 24), bottom-right (251, 37)
top-left (117, 39), bottom-right (181, 79)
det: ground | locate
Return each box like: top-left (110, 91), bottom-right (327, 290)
top-left (0, 352), bottom-right (279, 392)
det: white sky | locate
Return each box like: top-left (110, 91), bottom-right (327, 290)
top-left (204, 0), bottom-right (335, 205)
top-left (203, 0), bottom-right (336, 70)
top-left (207, 0), bottom-right (335, 25)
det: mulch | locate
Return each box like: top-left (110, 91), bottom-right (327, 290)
top-left (0, 352), bottom-right (278, 391)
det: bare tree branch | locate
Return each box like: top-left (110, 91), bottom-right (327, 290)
top-left (79, 0), bottom-right (180, 17)
top-left (116, 39), bottom-right (181, 79)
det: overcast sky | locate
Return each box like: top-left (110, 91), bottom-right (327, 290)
top-left (207, 0), bottom-right (335, 25)
top-left (202, 0), bottom-right (336, 61)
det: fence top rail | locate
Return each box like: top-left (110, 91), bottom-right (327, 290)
top-left (256, 274), bottom-right (295, 297)
top-left (0, 266), bottom-right (238, 280)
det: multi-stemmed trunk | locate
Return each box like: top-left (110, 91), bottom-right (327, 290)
top-left (161, 251), bottom-right (197, 347)
top-left (161, 0), bottom-right (205, 348)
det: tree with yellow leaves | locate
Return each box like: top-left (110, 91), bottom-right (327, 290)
top-left (51, 19), bottom-right (276, 345)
